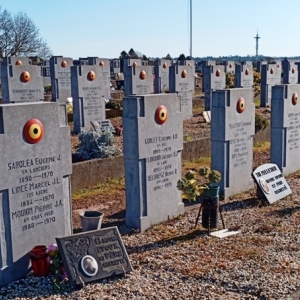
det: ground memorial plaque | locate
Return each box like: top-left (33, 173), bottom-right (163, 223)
top-left (50, 56), bottom-right (73, 103)
top-left (235, 61), bottom-right (253, 88)
top-left (71, 64), bottom-right (106, 133)
top-left (211, 88), bottom-right (255, 198)
top-left (252, 163), bottom-right (291, 203)
top-left (124, 65), bottom-right (153, 96)
top-left (169, 64), bottom-right (193, 120)
top-left (0, 102), bottom-right (72, 286)
top-left (154, 59), bottom-right (171, 93)
top-left (282, 58), bottom-right (298, 84)
top-left (123, 94), bottom-right (184, 232)
top-left (56, 227), bottom-right (132, 287)
top-left (271, 84), bottom-right (300, 175)
top-left (261, 62), bottom-right (281, 107)
top-left (203, 65), bottom-right (226, 111)
top-left (1, 58), bottom-right (44, 103)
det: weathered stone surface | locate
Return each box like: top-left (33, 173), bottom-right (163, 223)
top-left (0, 102), bottom-right (72, 286)
top-left (271, 84), bottom-right (300, 175)
top-left (123, 94), bottom-right (184, 232)
top-left (211, 88), bottom-right (255, 198)
top-left (50, 56), bottom-right (74, 103)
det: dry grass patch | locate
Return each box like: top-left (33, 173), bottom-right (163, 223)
top-left (72, 177), bottom-right (125, 201)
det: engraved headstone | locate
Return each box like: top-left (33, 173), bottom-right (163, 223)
top-left (1, 59), bottom-right (44, 103)
top-left (71, 64), bottom-right (106, 133)
top-left (200, 60), bottom-right (215, 92)
top-left (110, 59), bottom-right (120, 74)
top-left (2, 56), bottom-right (31, 66)
top-left (224, 61), bottom-right (235, 74)
top-left (141, 60), bottom-right (148, 66)
top-left (211, 88), bottom-right (255, 198)
top-left (256, 60), bottom-right (267, 73)
top-left (235, 61), bottom-right (253, 88)
top-left (271, 84), bottom-right (300, 175)
top-left (282, 59), bottom-right (298, 84)
top-left (0, 102), bottom-right (72, 286)
top-left (154, 59), bottom-right (170, 93)
top-left (42, 60), bottom-right (51, 87)
top-left (50, 56), bottom-right (73, 103)
top-left (261, 62), bottom-right (282, 107)
top-left (124, 65), bottom-right (153, 96)
top-left (203, 65), bottom-right (226, 111)
top-left (123, 94), bottom-right (184, 232)
top-left (56, 227), bottom-right (132, 286)
top-left (252, 163), bottom-right (291, 203)
top-left (122, 58), bottom-right (142, 75)
top-left (169, 64), bottom-right (193, 119)
top-left (178, 59), bottom-right (196, 74)
top-left (83, 57), bottom-right (111, 101)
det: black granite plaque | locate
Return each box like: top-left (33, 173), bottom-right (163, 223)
top-left (56, 227), bottom-right (132, 286)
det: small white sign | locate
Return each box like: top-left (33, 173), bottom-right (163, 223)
top-left (252, 163), bottom-right (292, 204)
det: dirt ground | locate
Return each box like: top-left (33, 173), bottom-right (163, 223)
top-left (70, 102), bottom-right (271, 232)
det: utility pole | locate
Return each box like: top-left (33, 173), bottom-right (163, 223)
top-left (190, 0), bottom-right (192, 58)
top-left (254, 30), bottom-right (261, 63)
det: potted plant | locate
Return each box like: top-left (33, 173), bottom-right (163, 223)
top-left (177, 166), bottom-right (221, 201)
top-left (177, 166), bottom-right (222, 230)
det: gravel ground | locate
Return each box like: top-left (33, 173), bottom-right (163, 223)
top-left (1, 168), bottom-right (299, 299)
top-left (2, 107), bottom-right (299, 300)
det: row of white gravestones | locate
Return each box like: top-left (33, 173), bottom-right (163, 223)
top-left (210, 82), bottom-right (300, 199)
top-left (123, 59), bottom-right (195, 120)
top-left (235, 61), bottom-right (254, 88)
top-left (123, 83), bottom-right (300, 233)
top-left (260, 62), bottom-right (282, 107)
top-left (50, 56), bottom-right (112, 133)
top-left (0, 57), bottom-right (72, 286)
top-left (203, 64), bottom-right (226, 111)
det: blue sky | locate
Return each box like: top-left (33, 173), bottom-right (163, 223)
top-left (1, 0), bottom-right (298, 59)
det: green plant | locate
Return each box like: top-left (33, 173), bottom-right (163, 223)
top-left (253, 70), bottom-right (261, 97)
top-left (225, 72), bottom-right (235, 88)
top-left (44, 84), bottom-right (51, 94)
top-left (77, 131), bottom-right (121, 160)
top-left (255, 114), bottom-right (269, 130)
top-left (67, 103), bottom-right (73, 114)
top-left (177, 166), bottom-right (221, 202)
top-left (105, 101), bottom-right (122, 110)
top-left (47, 243), bottom-right (67, 291)
top-left (183, 134), bottom-right (192, 141)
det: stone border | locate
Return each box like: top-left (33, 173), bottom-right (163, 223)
top-left (71, 127), bottom-right (270, 192)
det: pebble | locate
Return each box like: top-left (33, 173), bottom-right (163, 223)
top-left (1, 179), bottom-right (300, 299)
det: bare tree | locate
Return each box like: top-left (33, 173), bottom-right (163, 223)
top-left (0, 7), bottom-right (52, 58)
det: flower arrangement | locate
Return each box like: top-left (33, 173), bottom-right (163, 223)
top-left (47, 243), bottom-right (68, 290)
top-left (177, 166), bottom-right (221, 202)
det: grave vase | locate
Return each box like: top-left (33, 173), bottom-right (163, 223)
top-left (29, 245), bottom-right (49, 277)
top-left (201, 186), bottom-right (219, 229)
top-left (80, 211), bottom-right (104, 232)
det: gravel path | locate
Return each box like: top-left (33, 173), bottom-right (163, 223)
top-left (1, 173), bottom-right (300, 300)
